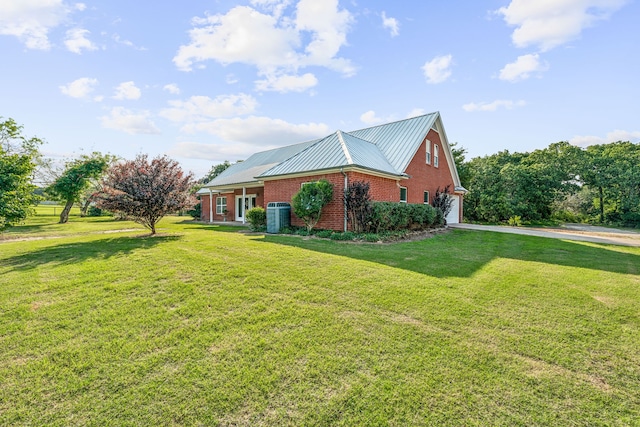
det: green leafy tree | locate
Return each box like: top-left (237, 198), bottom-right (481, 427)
top-left (450, 142), bottom-right (471, 189)
top-left (46, 153), bottom-right (110, 224)
top-left (0, 118), bottom-right (43, 231)
top-left (292, 180), bottom-right (334, 232)
top-left (94, 154), bottom-right (195, 235)
top-left (201, 160), bottom-right (233, 184)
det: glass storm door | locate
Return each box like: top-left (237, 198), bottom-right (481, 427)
top-left (235, 195), bottom-right (256, 221)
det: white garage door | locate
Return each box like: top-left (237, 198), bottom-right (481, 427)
top-left (446, 195), bottom-right (460, 224)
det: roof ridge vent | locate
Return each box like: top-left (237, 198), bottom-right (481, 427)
top-left (336, 130), bottom-right (353, 165)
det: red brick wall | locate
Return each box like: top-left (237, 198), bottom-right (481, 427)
top-left (347, 171), bottom-right (399, 202)
top-left (403, 129), bottom-right (456, 205)
top-left (264, 173), bottom-right (346, 230)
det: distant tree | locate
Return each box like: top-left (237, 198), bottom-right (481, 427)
top-left (450, 142), bottom-right (471, 189)
top-left (292, 180), bottom-right (334, 232)
top-left (201, 160), bottom-right (232, 183)
top-left (95, 154), bottom-right (195, 235)
top-left (46, 153), bottom-right (111, 224)
top-left (0, 118), bottom-right (43, 231)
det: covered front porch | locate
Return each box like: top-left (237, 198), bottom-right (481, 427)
top-left (198, 185), bottom-right (265, 224)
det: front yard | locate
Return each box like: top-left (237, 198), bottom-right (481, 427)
top-left (1, 214), bottom-right (638, 425)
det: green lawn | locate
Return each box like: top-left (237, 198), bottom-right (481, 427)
top-left (0, 214), bottom-right (638, 426)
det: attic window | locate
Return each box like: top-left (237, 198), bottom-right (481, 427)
top-left (434, 144), bottom-right (439, 168)
top-left (400, 187), bottom-right (407, 203)
top-left (426, 140), bottom-right (431, 165)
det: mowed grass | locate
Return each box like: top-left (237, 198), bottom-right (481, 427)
top-left (0, 214), bottom-right (639, 426)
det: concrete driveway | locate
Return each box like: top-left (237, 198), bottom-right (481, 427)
top-left (449, 223), bottom-right (640, 247)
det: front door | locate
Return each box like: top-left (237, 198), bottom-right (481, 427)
top-left (235, 195), bottom-right (256, 221)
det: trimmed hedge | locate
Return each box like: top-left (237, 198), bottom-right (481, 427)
top-left (369, 202), bottom-right (439, 233)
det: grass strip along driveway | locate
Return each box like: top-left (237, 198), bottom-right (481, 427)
top-left (1, 216), bottom-right (639, 425)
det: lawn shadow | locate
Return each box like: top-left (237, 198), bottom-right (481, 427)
top-left (2, 235), bottom-right (182, 272)
top-left (256, 230), bottom-right (640, 278)
top-left (177, 220), bottom-right (249, 234)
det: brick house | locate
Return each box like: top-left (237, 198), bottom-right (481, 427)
top-left (197, 112), bottom-right (466, 230)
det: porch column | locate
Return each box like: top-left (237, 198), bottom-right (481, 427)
top-left (242, 186), bottom-right (246, 224)
top-left (208, 188), bottom-right (213, 223)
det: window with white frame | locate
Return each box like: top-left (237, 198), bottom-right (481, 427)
top-left (400, 187), bottom-right (407, 203)
top-left (434, 144), bottom-right (439, 168)
top-left (426, 140), bottom-right (431, 165)
top-left (216, 196), bottom-right (227, 214)
top-left (424, 191), bottom-right (430, 205)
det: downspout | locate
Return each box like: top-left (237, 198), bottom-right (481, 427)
top-left (208, 188), bottom-right (213, 223)
top-left (341, 168), bottom-right (348, 232)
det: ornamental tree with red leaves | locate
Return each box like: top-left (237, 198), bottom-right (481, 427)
top-left (95, 154), bottom-right (195, 235)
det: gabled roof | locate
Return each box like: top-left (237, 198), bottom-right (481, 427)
top-left (197, 139), bottom-right (318, 192)
top-left (259, 130), bottom-right (401, 178)
top-left (348, 112), bottom-right (439, 173)
top-left (200, 111), bottom-right (460, 192)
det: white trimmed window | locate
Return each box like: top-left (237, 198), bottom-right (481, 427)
top-left (400, 187), bottom-right (407, 203)
top-left (216, 196), bottom-right (227, 214)
top-left (424, 191), bottom-right (430, 205)
top-left (434, 144), bottom-right (439, 168)
top-left (426, 140), bottom-right (431, 165)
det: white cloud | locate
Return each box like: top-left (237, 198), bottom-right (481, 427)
top-left (173, 6), bottom-right (299, 72)
top-left (226, 74), bottom-right (239, 84)
top-left (381, 11), bottom-right (399, 37)
top-left (160, 94), bottom-right (258, 123)
top-left (463, 99), bottom-right (526, 112)
top-left (173, 1), bottom-right (355, 85)
top-left (250, 0), bottom-right (292, 19)
top-left (422, 54), bottom-right (453, 84)
top-left (255, 72), bottom-right (318, 92)
top-left (169, 140), bottom-right (268, 161)
top-left (187, 116), bottom-right (329, 145)
top-left (112, 34), bottom-right (147, 51)
top-left (163, 84), bottom-right (181, 95)
top-left (407, 108), bottom-right (427, 118)
top-left (496, 0), bottom-right (627, 51)
top-left (295, 0), bottom-right (354, 74)
top-left (74, 3), bottom-right (86, 11)
top-left (499, 53), bottom-right (549, 82)
top-left (100, 107), bottom-right (160, 135)
top-left (59, 77), bottom-right (98, 99)
top-left (64, 28), bottom-right (97, 54)
top-left (360, 110), bottom-right (390, 125)
top-left (113, 81), bottom-right (141, 100)
top-left (570, 129), bottom-right (640, 147)
top-left (0, 0), bottom-right (72, 49)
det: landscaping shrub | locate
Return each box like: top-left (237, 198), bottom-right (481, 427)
top-left (87, 206), bottom-right (103, 217)
top-left (315, 229), bottom-right (333, 238)
top-left (329, 231), bottom-right (356, 241)
top-left (363, 233), bottom-right (381, 242)
top-left (187, 202), bottom-right (201, 220)
top-left (369, 202), bottom-right (437, 233)
top-left (507, 215), bottom-right (523, 227)
top-left (292, 180), bottom-right (334, 232)
top-left (433, 185), bottom-right (454, 224)
top-left (245, 207), bottom-right (266, 231)
top-left (344, 181), bottom-right (372, 233)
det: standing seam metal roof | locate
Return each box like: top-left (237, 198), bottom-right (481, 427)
top-left (200, 112), bottom-right (445, 189)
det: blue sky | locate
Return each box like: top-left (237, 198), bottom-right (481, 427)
top-left (1, 0), bottom-right (639, 178)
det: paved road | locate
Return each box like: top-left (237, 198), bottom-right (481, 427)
top-left (449, 223), bottom-right (640, 247)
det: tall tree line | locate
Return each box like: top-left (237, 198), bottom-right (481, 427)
top-left (458, 141), bottom-right (640, 226)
